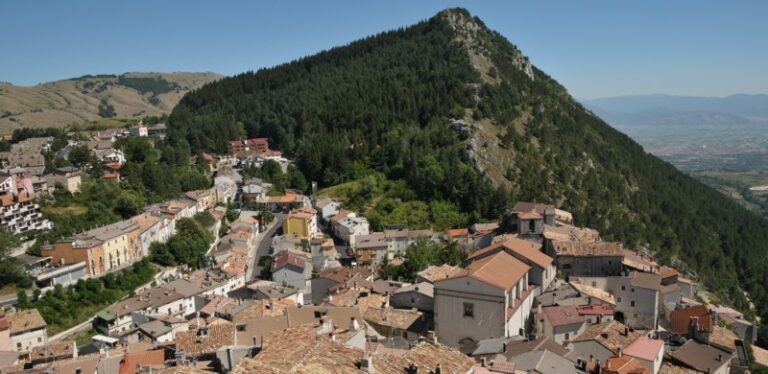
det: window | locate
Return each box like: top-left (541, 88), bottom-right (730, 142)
top-left (621, 285), bottom-right (625, 291)
top-left (591, 281), bottom-right (597, 287)
top-left (463, 303), bottom-right (474, 318)
top-left (617, 297), bottom-right (622, 303)
top-left (631, 288), bottom-right (635, 292)
top-left (16, 343), bottom-right (21, 349)
top-left (411, 297), bottom-right (415, 304)
top-left (565, 333), bottom-right (570, 340)
top-left (37, 337), bottom-right (42, 343)
top-left (630, 301), bottom-right (635, 307)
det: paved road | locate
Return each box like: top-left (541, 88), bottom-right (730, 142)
top-left (248, 213), bottom-right (285, 281)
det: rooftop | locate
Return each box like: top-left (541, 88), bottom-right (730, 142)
top-left (622, 335), bottom-right (664, 362)
top-left (468, 237), bottom-right (552, 269)
top-left (539, 305), bottom-right (585, 328)
top-left (667, 340), bottom-right (731, 373)
top-left (553, 240), bottom-right (624, 257)
top-left (669, 305), bottom-right (714, 335)
top-left (416, 264), bottom-right (464, 283)
top-left (176, 323), bottom-right (235, 357)
top-left (439, 251), bottom-right (529, 291)
top-left (7, 309), bottom-right (47, 335)
top-left (104, 287), bottom-right (185, 318)
top-left (573, 321), bottom-right (641, 354)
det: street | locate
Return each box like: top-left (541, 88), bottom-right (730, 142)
top-left (246, 212), bottom-right (285, 281)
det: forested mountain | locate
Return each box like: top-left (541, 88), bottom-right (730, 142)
top-left (0, 72), bottom-right (221, 133)
top-left (168, 8), bottom-right (768, 341)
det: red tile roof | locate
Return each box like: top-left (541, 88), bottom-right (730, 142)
top-left (448, 228), bottom-right (469, 238)
top-left (272, 253), bottom-right (306, 272)
top-left (119, 349), bottom-right (165, 374)
top-left (670, 305), bottom-right (714, 335)
top-left (539, 305), bottom-right (585, 327)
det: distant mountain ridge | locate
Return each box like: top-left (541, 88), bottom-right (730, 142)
top-left (583, 94), bottom-right (768, 126)
top-left (0, 72), bottom-right (221, 133)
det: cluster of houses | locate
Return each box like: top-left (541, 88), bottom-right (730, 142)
top-left (1, 128), bottom-right (765, 372)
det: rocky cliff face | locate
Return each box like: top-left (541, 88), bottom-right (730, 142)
top-left (442, 9), bottom-right (534, 83)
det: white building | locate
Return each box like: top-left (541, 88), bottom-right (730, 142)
top-left (434, 251), bottom-right (536, 349)
top-left (383, 226), bottom-right (434, 259)
top-left (333, 215), bottom-right (370, 247)
top-left (94, 287), bottom-right (186, 336)
top-left (314, 198), bottom-right (341, 220)
top-left (271, 252), bottom-right (312, 293)
top-left (0, 172), bottom-right (52, 234)
top-left (571, 272), bottom-right (660, 330)
top-left (623, 335), bottom-right (665, 374)
top-left (466, 237), bottom-right (555, 295)
top-left (534, 305), bottom-right (586, 344)
top-left (7, 309), bottom-right (48, 353)
top-left (131, 213), bottom-right (174, 258)
top-left (161, 279), bottom-right (206, 317)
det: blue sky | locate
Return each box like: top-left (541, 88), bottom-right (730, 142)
top-left (1, 1), bottom-right (766, 99)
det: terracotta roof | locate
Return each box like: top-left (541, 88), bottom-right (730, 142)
top-left (539, 305), bottom-right (585, 327)
top-left (573, 321), bottom-right (641, 354)
top-left (272, 252), bottom-right (306, 272)
top-left (417, 264), bottom-right (465, 283)
top-left (330, 209), bottom-right (354, 223)
top-left (553, 240), bottom-right (624, 257)
top-left (709, 325), bottom-right (738, 352)
top-left (442, 251), bottom-right (529, 291)
top-left (569, 281), bottom-right (617, 305)
top-left (601, 355), bottom-right (652, 374)
top-left (669, 305), bottom-right (714, 335)
top-left (517, 211), bottom-right (542, 220)
top-left (660, 266), bottom-right (679, 279)
top-left (232, 325), bottom-right (363, 374)
top-left (373, 340), bottom-right (475, 374)
top-left (659, 361), bottom-right (701, 374)
top-left (287, 207), bottom-right (316, 219)
top-left (448, 228), bottom-right (469, 238)
top-left (119, 349), bottom-right (165, 374)
top-left (30, 340), bottom-right (76, 362)
top-left (630, 271), bottom-right (661, 290)
top-left (577, 304), bottom-right (614, 316)
top-left (751, 344), bottom-right (768, 368)
top-left (469, 237), bottom-right (552, 269)
top-left (622, 336), bottom-right (664, 361)
top-left (176, 324), bottom-right (235, 356)
top-left (363, 307), bottom-right (424, 331)
top-left (318, 266), bottom-right (372, 284)
top-left (7, 309), bottom-right (47, 335)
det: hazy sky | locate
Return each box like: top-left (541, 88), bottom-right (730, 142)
top-left (2, 0), bottom-right (766, 99)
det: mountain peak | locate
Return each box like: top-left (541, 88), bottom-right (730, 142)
top-left (437, 8), bottom-right (534, 82)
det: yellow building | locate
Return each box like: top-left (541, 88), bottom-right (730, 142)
top-left (42, 219), bottom-right (141, 276)
top-left (282, 207), bottom-right (318, 240)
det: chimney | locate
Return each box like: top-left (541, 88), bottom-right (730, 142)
top-left (360, 351), bottom-right (374, 373)
top-left (482, 358), bottom-right (487, 367)
top-left (624, 327), bottom-right (628, 336)
top-left (349, 317), bottom-right (360, 332)
top-left (618, 348), bottom-right (622, 357)
top-left (537, 304), bottom-right (542, 314)
top-left (434, 363), bottom-right (442, 374)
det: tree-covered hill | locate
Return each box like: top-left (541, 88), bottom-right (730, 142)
top-left (168, 8), bottom-right (768, 341)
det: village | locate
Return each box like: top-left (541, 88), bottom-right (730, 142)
top-left (0, 123), bottom-right (765, 374)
